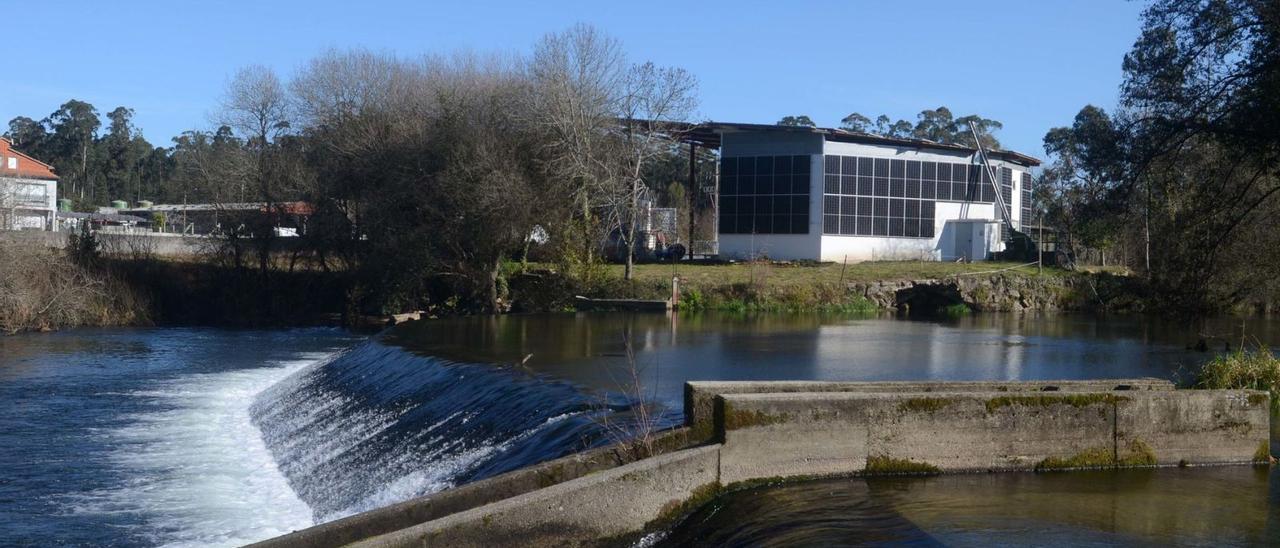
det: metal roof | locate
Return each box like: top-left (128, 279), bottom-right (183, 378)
top-left (662, 120), bottom-right (1041, 167)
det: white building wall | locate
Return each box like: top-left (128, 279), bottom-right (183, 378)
top-left (715, 131), bottom-right (1034, 262)
top-left (0, 177), bottom-right (58, 231)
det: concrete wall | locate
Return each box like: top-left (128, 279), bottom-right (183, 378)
top-left (251, 428), bottom-right (698, 548)
top-left (716, 388), bottom-right (1268, 484)
top-left (683, 378), bottom-right (1175, 441)
top-left (0, 229), bottom-right (302, 258)
top-left (352, 445), bottom-right (721, 548)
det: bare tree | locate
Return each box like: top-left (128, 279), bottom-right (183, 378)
top-left (614, 62), bottom-right (698, 280)
top-left (220, 65), bottom-right (291, 149)
top-left (216, 65), bottom-right (303, 279)
top-left (528, 24), bottom-right (628, 273)
top-left (528, 25), bottom-right (698, 281)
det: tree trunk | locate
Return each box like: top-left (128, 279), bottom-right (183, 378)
top-left (488, 257), bottom-right (502, 313)
top-left (624, 178), bottom-right (639, 281)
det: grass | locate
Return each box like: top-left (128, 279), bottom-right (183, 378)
top-left (611, 260), bottom-right (1061, 288)
top-left (536, 259), bottom-right (1075, 314)
top-left (1194, 346), bottom-right (1280, 412)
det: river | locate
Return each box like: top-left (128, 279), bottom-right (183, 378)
top-left (0, 313), bottom-right (1277, 546)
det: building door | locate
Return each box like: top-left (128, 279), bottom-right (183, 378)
top-left (954, 223), bottom-right (973, 261)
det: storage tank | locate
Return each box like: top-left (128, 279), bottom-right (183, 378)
top-left (57, 198), bottom-right (73, 212)
top-left (137, 200), bottom-right (154, 208)
top-left (110, 200), bottom-right (128, 210)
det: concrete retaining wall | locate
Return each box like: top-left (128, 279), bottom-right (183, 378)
top-left (684, 378), bottom-right (1174, 441)
top-left (352, 445), bottom-right (721, 548)
top-left (250, 428), bottom-right (696, 548)
top-left (716, 389), bottom-right (1267, 484)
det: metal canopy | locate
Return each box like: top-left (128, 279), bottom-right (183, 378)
top-left (635, 119), bottom-right (1041, 167)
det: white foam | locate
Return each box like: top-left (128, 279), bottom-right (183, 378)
top-left (323, 409), bottom-right (593, 521)
top-left (68, 353), bottom-right (334, 547)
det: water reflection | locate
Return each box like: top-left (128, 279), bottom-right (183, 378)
top-left (386, 312), bottom-right (1280, 412)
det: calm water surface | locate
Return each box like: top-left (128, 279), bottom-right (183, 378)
top-left (657, 467), bottom-right (1280, 547)
top-left (1, 313), bottom-right (1277, 546)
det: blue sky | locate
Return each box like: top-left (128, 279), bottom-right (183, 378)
top-left (3, 0), bottom-right (1146, 158)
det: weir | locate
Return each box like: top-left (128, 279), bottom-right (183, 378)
top-left (248, 340), bottom-right (669, 522)
top-left (253, 378), bottom-right (1272, 547)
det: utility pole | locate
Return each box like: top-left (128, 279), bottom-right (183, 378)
top-left (687, 141), bottom-right (697, 261)
top-left (1038, 222), bottom-right (1043, 275)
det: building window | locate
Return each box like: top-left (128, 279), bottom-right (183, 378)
top-left (719, 155), bottom-right (810, 235)
top-left (6, 157), bottom-right (15, 170)
top-left (820, 154), bottom-right (998, 238)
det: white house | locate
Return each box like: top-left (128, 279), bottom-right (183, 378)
top-left (0, 137), bottom-right (58, 232)
top-left (695, 122), bottom-right (1038, 262)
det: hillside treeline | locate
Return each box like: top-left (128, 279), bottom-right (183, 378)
top-left (1039, 0), bottom-right (1280, 313)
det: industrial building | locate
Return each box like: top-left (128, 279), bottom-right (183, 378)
top-left (0, 138), bottom-right (58, 231)
top-left (687, 122), bottom-right (1039, 262)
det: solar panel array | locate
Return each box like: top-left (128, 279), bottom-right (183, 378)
top-left (718, 155), bottom-right (811, 234)
top-left (1020, 172), bottom-right (1033, 227)
top-left (820, 155), bottom-right (996, 238)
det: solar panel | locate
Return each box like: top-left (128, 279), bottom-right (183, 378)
top-left (812, 153), bottom-right (957, 239)
top-left (858, 157), bottom-right (874, 177)
top-left (774, 155), bottom-right (792, 175)
top-left (721, 155), bottom-right (810, 234)
top-left (825, 155), bottom-right (840, 175)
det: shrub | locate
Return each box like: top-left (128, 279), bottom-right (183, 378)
top-left (1194, 346), bottom-right (1280, 411)
top-left (0, 240), bottom-right (149, 333)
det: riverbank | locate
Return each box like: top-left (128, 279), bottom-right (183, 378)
top-left (0, 240), bottom-right (150, 333)
top-left (0, 242), bottom-right (1236, 334)
top-left (511, 261), bottom-right (1146, 315)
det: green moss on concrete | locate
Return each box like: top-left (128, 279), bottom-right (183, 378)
top-left (864, 455), bottom-right (941, 475)
top-left (985, 393), bottom-right (1128, 414)
top-left (650, 482), bottom-right (723, 530)
top-left (1036, 439), bottom-right (1157, 471)
top-left (1254, 441), bottom-right (1274, 464)
top-left (722, 403), bottom-right (790, 430)
top-left (898, 397), bottom-right (956, 414)
top-left (535, 463), bottom-right (568, 488)
top-left (1035, 447), bottom-right (1115, 471)
top-left (687, 420), bottom-right (715, 443)
top-left (602, 482), bottom-right (724, 547)
top-left (1118, 439), bottom-right (1158, 466)
top-left (1248, 393), bottom-right (1269, 406)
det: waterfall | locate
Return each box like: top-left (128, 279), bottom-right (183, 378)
top-left (250, 339), bottom-right (623, 522)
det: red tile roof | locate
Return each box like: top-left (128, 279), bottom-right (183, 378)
top-left (0, 137), bottom-right (58, 180)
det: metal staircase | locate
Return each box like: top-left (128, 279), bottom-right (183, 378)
top-left (969, 123), bottom-right (1038, 259)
